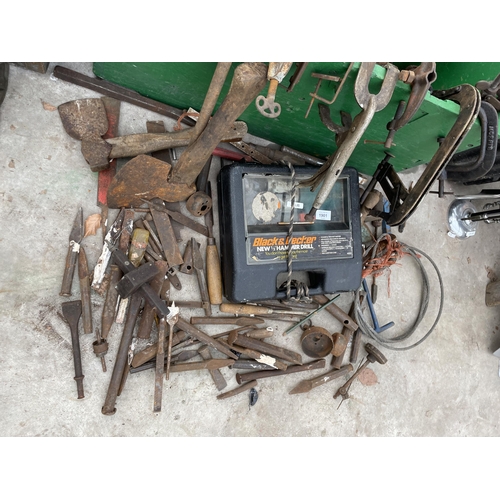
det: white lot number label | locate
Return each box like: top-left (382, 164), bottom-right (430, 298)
top-left (315, 210), bottom-right (331, 221)
top-left (286, 201), bottom-right (304, 209)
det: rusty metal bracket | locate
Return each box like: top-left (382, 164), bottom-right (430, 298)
top-left (305, 63), bottom-right (355, 119)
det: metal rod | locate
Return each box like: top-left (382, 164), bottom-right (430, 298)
top-left (153, 318), bottom-right (166, 412)
top-left (102, 292), bottom-right (142, 415)
top-left (284, 294), bottom-right (340, 334)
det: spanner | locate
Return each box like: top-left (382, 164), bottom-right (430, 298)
top-left (304, 63), bottom-right (399, 221)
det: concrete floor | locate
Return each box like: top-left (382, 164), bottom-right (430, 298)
top-left (2, 62), bottom-right (500, 438)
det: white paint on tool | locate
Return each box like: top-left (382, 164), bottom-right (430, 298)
top-left (91, 245), bottom-right (111, 289)
top-left (71, 241), bottom-right (80, 252)
top-left (257, 354), bottom-right (278, 368)
top-left (115, 297), bottom-right (128, 324)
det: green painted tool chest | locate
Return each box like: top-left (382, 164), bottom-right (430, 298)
top-left (93, 62), bottom-right (500, 176)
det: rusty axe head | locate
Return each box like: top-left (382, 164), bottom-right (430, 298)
top-left (58, 98), bottom-right (112, 171)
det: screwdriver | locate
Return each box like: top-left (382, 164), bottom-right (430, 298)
top-left (205, 182), bottom-right (223, 305)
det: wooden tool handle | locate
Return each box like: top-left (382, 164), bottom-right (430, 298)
top-left (171, 62), bottom-right (268, 186)
top-left (107, 123), bottom-right (249, 159)
top-left (206, 243), bottom-right (223, 305)
top-left (219, 303), bottom-right (271, 315)
top-left (245, 327), bottom-right (274, 339)
top-left (267, 78), bottom-right (279, 98)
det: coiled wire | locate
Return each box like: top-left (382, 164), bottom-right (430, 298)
top-left (354, 234), bottom-right (444, 351)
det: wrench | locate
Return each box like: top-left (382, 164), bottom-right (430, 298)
top-left (304, 63), bottom-right (400, 221)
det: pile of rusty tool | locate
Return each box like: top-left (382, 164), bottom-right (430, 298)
top-left (59, 206), bottom-right (112, 399)
top-left (54, 62), bottom-right (465, 414)
top-left (57, 192), bottom-right (384, 411)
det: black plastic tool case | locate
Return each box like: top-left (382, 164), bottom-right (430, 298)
top-left (217, 163), bottom-right (362, 303)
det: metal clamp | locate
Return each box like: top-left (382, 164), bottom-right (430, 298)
top-left (379, 84), bottom-right (481, 227)
top-left (304, 62), bottom-right (399, 221)
top-left (446, 101), bottom-right (498, 182)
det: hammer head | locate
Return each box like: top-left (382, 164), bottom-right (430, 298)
top-left (58, 98), bottom-right (112, 171)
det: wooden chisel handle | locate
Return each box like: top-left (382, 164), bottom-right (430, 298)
top-left (245, 327), bottom-right (274, 339)
top-left (107, 122), bottom-right (248, 159)
top-left (60, 242), bottom-right (79, 296)
top-left (219, 303), bottom-right (272, 315)
top-left (206, 241), bottom-right (223, 305)
top-left (170, 63), bottom-right (268, 186)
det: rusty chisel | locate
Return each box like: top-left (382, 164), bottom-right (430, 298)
top-left (108, 246), bottom-right (237, 360)
top-left (78, 246), bottom-right (93, 334)
top-left (153, 317), bottom-right (166, 412)
top-left (141, 198), bottom-right (209, 237)
top-left (92, 208), bottom-right (125, 292)
top-left (192, 238), bottom-right (212, 316)
top-left (60, 207), bottom-right (83, 296)
top-left (289, 364), bottom-right (353, 394)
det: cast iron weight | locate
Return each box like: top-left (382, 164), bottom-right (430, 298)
top-left (61, 300), bottom-right (85, 399)
top-left (333, 343), bottom-right (387, 405)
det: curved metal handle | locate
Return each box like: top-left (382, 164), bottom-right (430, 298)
top-left (255, 95), bottom-right (281, 118)
top-left (256, 78), bottom-right (281, 118)
top-left (355, 62), bottom-right (400, 112)
top-left (446, 101), bottom-right (498, 182)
